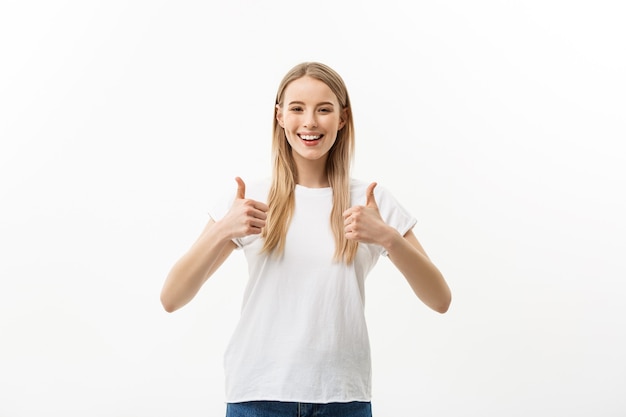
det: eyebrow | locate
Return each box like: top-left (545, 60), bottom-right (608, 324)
top-left (287, 101), bottom-right (336, 107)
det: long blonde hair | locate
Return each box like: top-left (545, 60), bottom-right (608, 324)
top-left (261, 62), bottom-right (357, 263)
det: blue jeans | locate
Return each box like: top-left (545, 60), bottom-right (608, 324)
top-left (225, 401), bottom-right (372, 417)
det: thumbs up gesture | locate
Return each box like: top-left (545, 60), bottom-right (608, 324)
top-left (219, 177), bottom-right (269, 239)
top-left (343, 182), bottom-right (390, 245)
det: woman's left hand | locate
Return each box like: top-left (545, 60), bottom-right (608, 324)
top-left (343, 182), bottom-right (393, 245)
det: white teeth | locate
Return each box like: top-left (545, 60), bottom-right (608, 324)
top-left (300, 135), bottom-right (321, 141)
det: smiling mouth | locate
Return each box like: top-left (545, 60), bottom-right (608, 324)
top-left (298, 134), bottom-right (323, 141)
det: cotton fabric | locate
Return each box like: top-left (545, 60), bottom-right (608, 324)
top-left (209, 178), bottom-right (416, 403)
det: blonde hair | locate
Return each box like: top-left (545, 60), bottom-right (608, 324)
top-left (261, 62), bottom-right (358, 263)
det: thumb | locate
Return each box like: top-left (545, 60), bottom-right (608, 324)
top-left (235, 176), bottom-right (246, 199)
top-left (365, 182), bottom-right (378, 207)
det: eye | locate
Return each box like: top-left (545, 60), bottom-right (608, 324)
top-left (289, 106), bottom-right (303, 112)
top-left (318, 108), bottom-right (332, 113)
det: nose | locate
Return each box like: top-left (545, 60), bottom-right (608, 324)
top-left (303, 111), bottom-right (318, 128)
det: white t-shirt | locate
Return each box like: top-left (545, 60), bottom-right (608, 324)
top-left (209, 178), bottom-right (416, 404)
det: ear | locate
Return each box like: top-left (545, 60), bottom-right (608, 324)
top-left (338, 107), bottom-right (348, 130)
top-left (276, 104), bottom-right (284, 128)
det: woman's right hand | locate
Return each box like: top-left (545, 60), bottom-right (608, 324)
top-left (218, 177), bottom-right (269, 240)
top-left (160, 176), bottom-right (267, 312)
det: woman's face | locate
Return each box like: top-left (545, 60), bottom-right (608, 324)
top-left (276, 76), bottom-right (346, 167)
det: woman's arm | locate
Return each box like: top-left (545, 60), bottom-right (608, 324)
top-left (343, 182), bottom-right (451, 313)
top-left (160, 177), bottom-right (268, 312)
top-left (160, 219), bottom-right (237, 313)
top-left (382, 228), bottom-right (451, 313)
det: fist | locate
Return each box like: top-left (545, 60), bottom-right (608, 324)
top-left (342, 182), bottom-right (388, 244)
top-left (222, 177), bottom-right (269, 239)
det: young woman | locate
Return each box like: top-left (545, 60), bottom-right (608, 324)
top-left (160, 62), bottom-right (451, 417)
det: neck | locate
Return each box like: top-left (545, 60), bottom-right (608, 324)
top-left (293, 155), bottom-right (329, 188)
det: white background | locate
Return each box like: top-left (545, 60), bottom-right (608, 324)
top-left (1, 1), bottom-right (625, 416)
